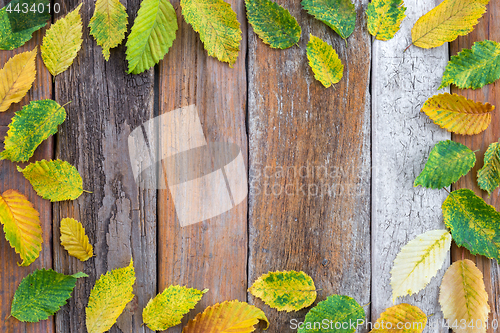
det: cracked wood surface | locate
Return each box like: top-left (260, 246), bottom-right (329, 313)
top-left (371, 0), bottom-right (450, 330)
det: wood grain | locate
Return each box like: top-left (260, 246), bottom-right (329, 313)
top-left (157, 0), bottom-right (248, 332)
top-left (451, 0), bottom-right (500, 329)
top-left (52, 1), bottom-right (156, 332)
top-left (371, 0), bottom-right (450, 330)
top-left (247, 1), bottom-right (371, 331)
top-left (0, 5), bottom-right (54, 331)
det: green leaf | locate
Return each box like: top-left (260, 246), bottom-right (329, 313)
top-left (414, 140), bottom-right (476, 189)
top-left (89, 0), bottom-right (129, 61)
top-left (6, 0), bottom-right (50, 33)
top-left (298, 295), bottom-right (364, 333)
top-left (478, 141), bottom-right (500, 195)
top-left (1, 100), bottom-right (66, 162)
top-left (86, 259), bottom-right (135, 333)
top-left (142, 285), bottom-right (207, 331)
top-left (17, 159), bottom-right (84, 202)
top-left (439, 40), bottom-right (500, 90)
top-left (443, 189), bottom-right (500, 262)
top-left (301, 0), bottom-right (356, 40)
top-left (0, 6), bottom-right (46, 50)
top-left (41, 3), bottom-right (83, 77)
top-left (181, 0), bottom-right (242, 67)
top-left (249, 270), bottom-right (316, 312)
top-left (366, 0), bottom-right (406, 40)
top-left (245, 0), bottom-right (301, 49)
top-left (125, 0), bottom-right (177, 74)
top-left (306, 34), bottom-right (343, 88)
top-left (11, 269), bottom-right (87, 322)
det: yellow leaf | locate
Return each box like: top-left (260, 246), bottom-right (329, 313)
top-left (0, 189), bottom-right (42, 266)
top-left (421, 93), bottom-right (494, 135)
top-left (41, 3), bottom-right (83, 76)
top-left (86, 259), bottom-right (135, 333)
top-left (183, 300), bottom-right (269, 333)
top-left (60, 217), bottom-right (93, 261)
top-left (370, 303), bottom-right (427, 333)
top-left (411, 0), bottom-right (489, 49)
top-left (439, 259), bottom-right (490, 333)
top-left (0, 47), bottom-right (37, 112)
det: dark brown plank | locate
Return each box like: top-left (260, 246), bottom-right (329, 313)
top-left (451, 0), bottom-right (500, 328)
top-left (0, 5), bottom-right (54, 331)
top-left (247, 1), bottom-right (371, 331)
top-left (52, 1), bottom-right (156, 332)
top-left (158, 0), bottom-right (248, 331)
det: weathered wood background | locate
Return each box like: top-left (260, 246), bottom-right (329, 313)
top-left (0, 0), bottom-right (498, 332)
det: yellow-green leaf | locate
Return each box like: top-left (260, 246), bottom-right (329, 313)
top-left (183, 300), bottom-right (269, 333)
top-left (301, 0), bottom-right (356, 40)
top-left (17, 159), bottom-right (84, 202)
top-left (306, 34), bottom-right (343, 88)
top-left (41, 3), bottom-right (83, 76)
top-left (86, 259), bottom-right (135, 333)
top-left (370, 304), bottom-right (427, 333)
top-left (89, 0), bottom-right (128, 61)
top-left (366, 0), bottom-right (406, 41)
top-left (421, 93), bottom-right (494, 135)
top-left (411, 0), bottom-right (490, 49)
top-left (439, 259), bottom-right (490, 333)
top-left (391, 229), bottom-right (452, 302)
top-left (1, 100), bottom-right (66, 162)
top-left (181, 0), bottom-right (242, 67)
top-left (0, 47), bottom-right (37, 112)
top-left (143, 286), bottom-right (207, 331)
top-left (60, 218), bottom-right (93, 261)
top-left (478, 141), bottom-right (500, 195)
top-left (0, 189), bottom-right (42, 266)
top-left (126, 0), bottom-right (178, 74)
top-left (249, 270), bottom-right (316, 312)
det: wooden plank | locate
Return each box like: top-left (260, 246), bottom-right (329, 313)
top-left (247, 1), bottom-right (371, 331)
top-left (52, 1), bottom-right (156, 332)
top-left (450, 0), bottom-right (500, 329)
top-left (157, 1), bottom-right (248, 331)
top-left (0, 4), bottom-right (54, 331)
top-left (371, 0), bottom-right (451, 329)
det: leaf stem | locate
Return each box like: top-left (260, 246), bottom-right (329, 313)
top-left (403, 43), bottom-right (412, 53)
top-left (83, 189), bottom-right (93, 194)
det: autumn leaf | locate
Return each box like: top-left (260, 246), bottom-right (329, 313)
top-left (370, 304), bottom-right (427, 333)
top-left (1, 100), bottom-right (66, 162)
top-left (414, 141), bottom-right (476, 189)
top-left (60, 218), bottom-right (93, 261)
top-left (86, 259), bottom-right (135, 333)
top-left (0, 2), bottom-right (47, 50)
top-left (439, 259), bottom-right (490, 333)
top-left (299, 295), bottom-right (364, 333)
top-left (89, 0), bottom-right (128, 61)
top-left (183, 300), bottom-right (269, 333)
top-left (306, 34), bottom-right (343, 88)
top-left (245, 0), bottom-right (301, 49)
top-left (0, 189), bottom-right (42, 266)
top-left (17, 159), bottom-right (84, 202)
top-left (443, 189), bottom-right (500, 262)
top-left (6, 0), bottom-right (50, 33)
top-left (142, 286), bottom-right (207, 331)
top-left (0, 48), bottom-right (37, 112)
top-left (249, 270), bottom-right (316, 312)
top-left (181, 0), bottom-right (242, 67)
top-left (41, 3), bottom-right (83, 77)
top-left (301, 0), bottom-right (356, 40)
top-left (125, 0), bottom-right (177, 74)
top-left (421, 93), bottom-right (494, 135)
top-left (366, 0), bottom-right (406, 41)
top-left (478, 141), bottom-right (500, 195)
top-left (411, 0), bottom-right (489, 49)
top-left (439, 40), bottom-right (500, 90)
top-left (390, 230), bottom-right (452, 301)
top-left (11, 269), bottom-right (87, 322)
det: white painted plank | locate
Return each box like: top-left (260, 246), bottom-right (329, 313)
top-left (371, 0), bottom-right (450, 330)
